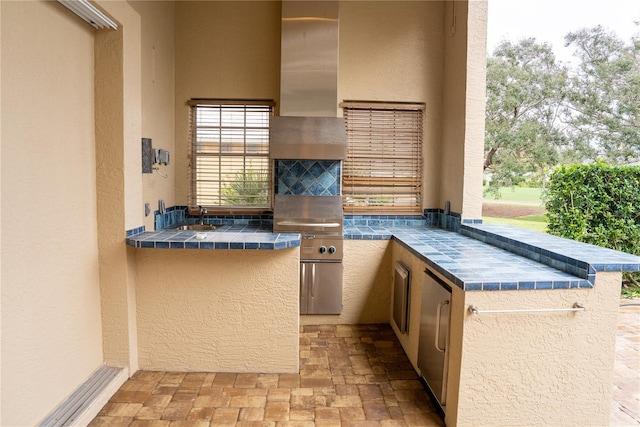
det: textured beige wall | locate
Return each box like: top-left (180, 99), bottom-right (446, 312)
top-left (389, 242), bottom-right (428, 371)
top-left (300, 240), bottom-right (392, 326)
top-left (1, 1), bottom-right (103, 424)
top-left (339, 1), bottom-right (445, 209)
top-left (440, 1), bottom-right (468, 215)
top-left (135, 248), bottom-right (300, 373)
top-left (174, 1), bottom-right (282, 205)
top-left (130, 1), bottom-right (176, 232)
top-left (447, 272), bottom-right (622, 426)
top-left (92, 1), bottom-right (143, 233)
top-left (462, 0), bottom-right (487, 220)
top-left (439, 0), bottom-right (486, 218)
top-left (94, 0), bottom-right (142, 371)
top-left (172, 1), bottom-right (453, 211)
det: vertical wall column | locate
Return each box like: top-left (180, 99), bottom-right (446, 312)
top-left (94, 3), bottom-right (142, 371)
top-left (461, 0), bottom-right (487, 220)
top-left (440, 0), bottom-right (487, 220)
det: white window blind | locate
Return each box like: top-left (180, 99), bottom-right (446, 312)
top-left (341, 101), bottom-right (424, 214)
top-left (189, 99), bottom-right (274, 211)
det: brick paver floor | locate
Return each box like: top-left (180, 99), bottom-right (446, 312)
top-left (90, 302), bottom-right (639, 426)
top-left (610, 299), bottom-right (640, 426)
top-left (89, 324), bottom-right (443, 426)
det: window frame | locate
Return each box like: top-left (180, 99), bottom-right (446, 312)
top-left (340, 101), bottom-right (425, 215)
top-left (188, 99), bottom-right (275, 214)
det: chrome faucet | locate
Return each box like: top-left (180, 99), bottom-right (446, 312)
top-left (198, 206), bottom-right (208, 225)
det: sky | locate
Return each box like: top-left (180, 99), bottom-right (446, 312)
top-left (486, 0), bottom-right (640, 64)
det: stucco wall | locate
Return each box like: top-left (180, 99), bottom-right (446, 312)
top-left (338, 1), bottom-right (445, 209)
top-left (446, 272), bottom-right (622, 426)
top-left (440, 1), bottom-right (467, 216)
top-left (94, 0), bottom-right (142, 372)
top-left (174, 1), bottom-right (282, 206)
top-left (301, 240), bottom-right (393, 326)
top-left (135, 248), bottom-right (300, 373)
top-left (130, 1), bottom-right (176, 232)
top-left (172, 1), bottom-right (453, 211)
top-left (461, 0), bottom-right (487, 220)
top-left (1, 1), bottom-right (103, 424)
top-left (440, 0), bottom-right (486, 219)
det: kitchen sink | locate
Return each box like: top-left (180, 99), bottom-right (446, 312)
top-left (171, 224), bottom-right (216, 231)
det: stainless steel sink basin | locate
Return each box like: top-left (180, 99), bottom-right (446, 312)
top-left (172, 224), bottom-right (216, 231)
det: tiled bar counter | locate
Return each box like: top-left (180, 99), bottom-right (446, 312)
top-left (128, 224), bottom-right (301, 250)
top-left (127, 218), bottom-right (639, 291)
top-left (126, 215), bottom-right (640, 426)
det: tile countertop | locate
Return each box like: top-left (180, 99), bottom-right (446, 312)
top-left (127, 224), bottom-right (301, 250)
top-left (126, 223), bottom-right (640, 292)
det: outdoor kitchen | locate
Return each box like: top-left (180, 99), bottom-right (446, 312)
top-left (4, 1), bottom-right (640, 426)
top-left (124, 2), bottom-right (640, 425)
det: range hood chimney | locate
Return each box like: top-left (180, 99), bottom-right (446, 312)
top-left (270, 0), bottom-right (347, 160)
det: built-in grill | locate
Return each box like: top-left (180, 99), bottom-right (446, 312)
top-left (274, 195), bottom-right (343, 314)
top-left (270, 1), bottom-right (345, 315)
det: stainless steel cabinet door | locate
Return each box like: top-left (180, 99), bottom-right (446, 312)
top-left (301, 261), bottom-right (343, 314)
top-left (418, 269), bottom-right (451, 409)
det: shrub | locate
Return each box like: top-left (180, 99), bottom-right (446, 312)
top-left (221, 168), bottom-right (269, 206)
top-left (544, 163), bottom-right (640, 289)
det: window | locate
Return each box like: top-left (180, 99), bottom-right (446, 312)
top-left (341, 101), bottom-right (424, 214)
top-left (188, 99), bottom-right (274, 211)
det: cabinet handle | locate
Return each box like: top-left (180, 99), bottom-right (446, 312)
top-left (310, 264), bottom-right (316, 298)
top-left (435, 300), bottom-right (449, 353)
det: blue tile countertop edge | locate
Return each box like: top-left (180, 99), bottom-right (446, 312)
top-left (460, 223), bottom-right (640, 280)
top-left (126, 224), bottom-right (301, 251)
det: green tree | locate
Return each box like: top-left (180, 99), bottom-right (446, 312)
top-left (564, 25), bottom-right (640, 162)
top-left (484, 39), bottom-right (576, 196)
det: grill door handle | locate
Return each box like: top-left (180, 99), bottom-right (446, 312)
top-left (435, 300), bottom-right (449, 353)
top-left (276, 221), bottom-right (341, 228)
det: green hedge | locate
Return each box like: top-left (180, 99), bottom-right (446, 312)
top-left (544, 163), bottom-right (640, 286)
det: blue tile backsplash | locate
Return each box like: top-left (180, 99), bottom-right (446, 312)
top-left (154, 206), bottom-right (187, 231)
top-left (152, 206), bottom-right (273, 231)
top-left (275, 160), bottom-right (340, 196)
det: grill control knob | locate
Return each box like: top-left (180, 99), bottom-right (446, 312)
top-left (319, 246), bottom-right (327, 254)
top-left (328, 246), bottom-right (337, 254)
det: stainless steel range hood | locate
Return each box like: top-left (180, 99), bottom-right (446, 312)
top-left (270, 116), bottom-right (346, 159)
top-left (270, 1), bottom-right (346, 160)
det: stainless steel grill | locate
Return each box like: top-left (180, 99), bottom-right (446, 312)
top-left (273, 195), bottom-right (343, 314)
top-left (270, 1), bottom-right (345, 315)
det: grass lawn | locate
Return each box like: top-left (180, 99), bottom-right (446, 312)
top-left (483, 186), bottom-right (548, 232)
top-left (484, 186), bottom-right (544, 203)
top-left (483, 214), bottom-right (548, 233)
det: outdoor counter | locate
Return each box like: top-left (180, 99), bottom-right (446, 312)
top-left (126, 222), bottom-right (640, 291)
top-left (127, 220), bottom-right (640, 426)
